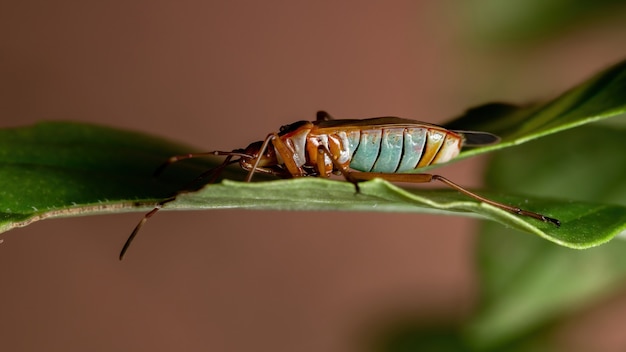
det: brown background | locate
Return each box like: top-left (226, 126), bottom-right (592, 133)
top-left (1, 1), bottom-right (626, 351)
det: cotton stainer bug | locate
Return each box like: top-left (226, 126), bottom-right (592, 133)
top-left (119, 111), bottom-right (560, 259)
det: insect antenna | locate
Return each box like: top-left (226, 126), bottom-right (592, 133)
top-left (119, 150), bottom-right (252, 260)
top-left (153, 150), bottom-right (250, 177)
top-left (119, 197), bottom-right (174, 260)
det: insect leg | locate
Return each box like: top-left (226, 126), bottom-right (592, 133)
top-left (315, 146), bottom-right (559, 226)
top-left (317, 145), bottom-right (361, 192)
top-left (245, 134), bottom-right (275, 182)
top-left (349, 172), bottom-right (560, 226)
top-left (430, 175), bottom-right (560, 226)
top-left (246, 133), bottom-right (306, 181)
top-left (270, 133), bottom-right (306, 177)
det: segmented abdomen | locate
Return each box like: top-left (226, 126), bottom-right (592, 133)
top-left (308, 126), bottom-right (462, 173)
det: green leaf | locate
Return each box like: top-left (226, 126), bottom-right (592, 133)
top-left (0, 122), bottom-right (217, 231)
top-left (163, 178), bottom-right (626, 249)
top-left (462, 0), bottom-right (626, 43)
top-left (465, 123), bottom-right (626, 350)
top-left (445, 58), bottom-right (626, 160)
top-left (1, 59), bottom-right (626, 246)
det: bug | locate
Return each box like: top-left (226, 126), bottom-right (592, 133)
top-left (119, 111), bottom-right (559, 259)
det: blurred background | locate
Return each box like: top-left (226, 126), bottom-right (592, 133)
top-left (1, 1), bottom-right (626, 351)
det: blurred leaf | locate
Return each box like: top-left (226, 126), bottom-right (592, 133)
top-left (462, 0), bottom-right (626, 43)
top-left (372, 323), bottom-right (470, 352)
top-left (446, 58), bottom-right (626, 160)
top-left (466, 123), bottom-right (626, 350)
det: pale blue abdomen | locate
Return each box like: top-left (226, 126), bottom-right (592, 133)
top-left (348, 127), bottom-right (427, 172)
top-left (332, 127), bottom-right (460, 173)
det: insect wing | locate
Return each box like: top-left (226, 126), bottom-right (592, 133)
top-left (313, 117), bottom-right (440, 130)
top-left (453, 130), bottom-right (500, 146)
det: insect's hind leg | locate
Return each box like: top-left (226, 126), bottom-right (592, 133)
top-left (317, 145), bottom-right (560, 227)
top-left (348, 171), bottom-right (560, 226)
top-left (430, 175), bottom-right (560, 226)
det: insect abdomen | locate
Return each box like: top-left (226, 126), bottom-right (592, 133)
top-left (319, 127), bottom-right (462, 173)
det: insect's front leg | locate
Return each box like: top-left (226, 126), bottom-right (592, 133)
top-left (245, 134), bottom-right (276, 181)
top-left (266, 133), bottom-right (307, 178)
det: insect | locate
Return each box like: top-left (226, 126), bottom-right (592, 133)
top-left (119, 111), bottom-right (559, 259)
